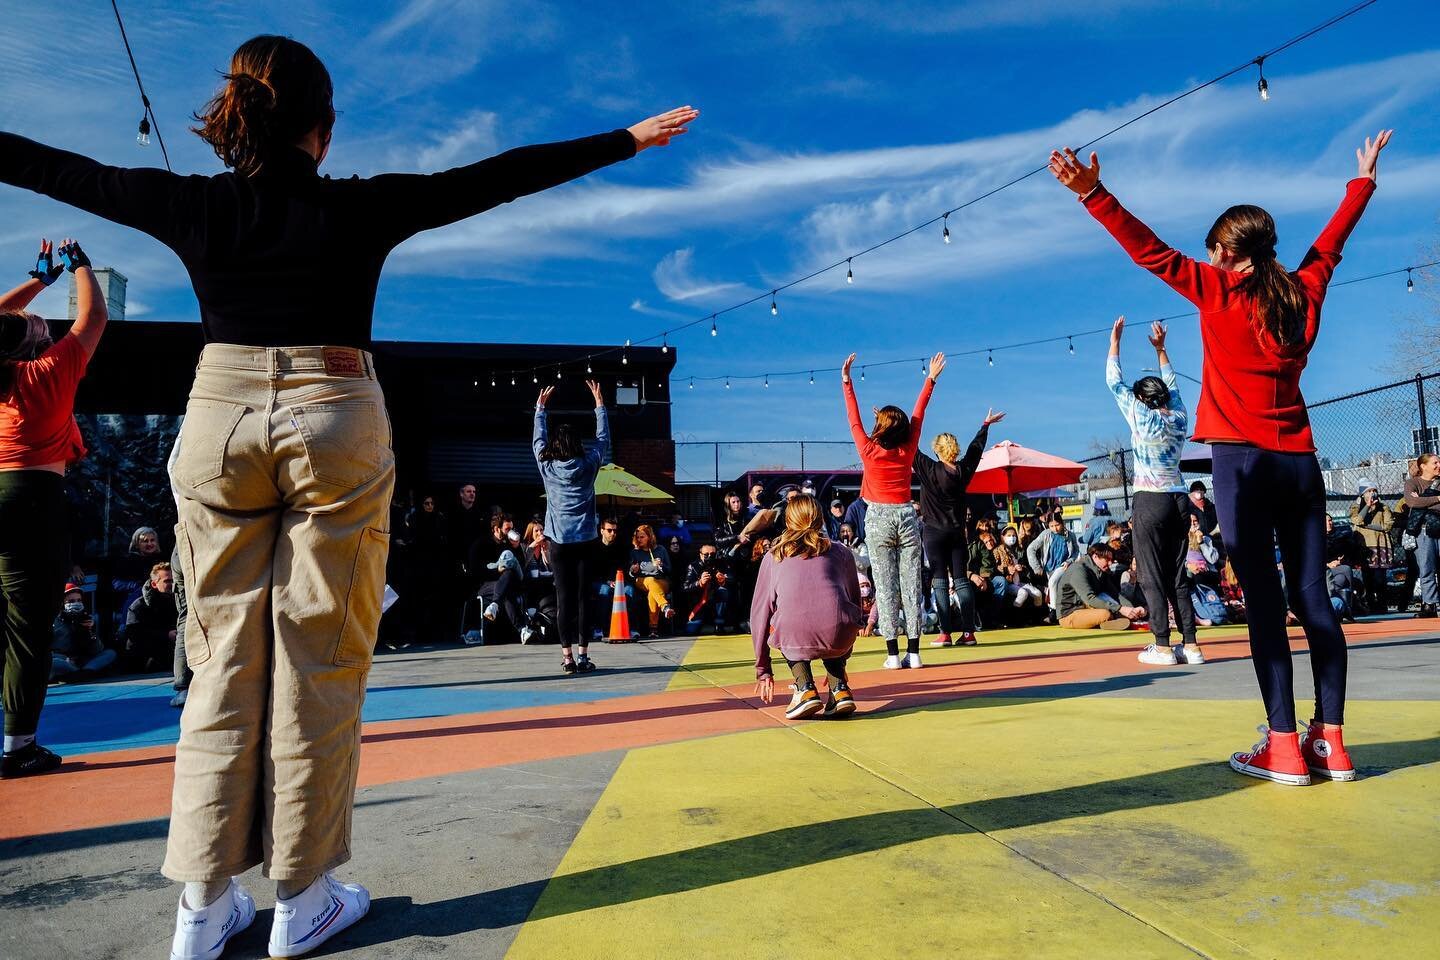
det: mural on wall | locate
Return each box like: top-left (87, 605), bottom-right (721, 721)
top-left (68, 414), bottom-right (182, 562)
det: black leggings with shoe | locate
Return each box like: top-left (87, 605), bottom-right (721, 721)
top-left (1131, 491), bottom-right (1198, 646)
top-left (0, 471), bottom-right (69, 740)
top-left (550, 539), bottom-right (592, 653)
top-left (785, 655), bottom-right (850, 689)
top-left (923, 525), bottom-right (974, 634)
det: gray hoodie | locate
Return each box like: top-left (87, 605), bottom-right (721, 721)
top-left (533, 406), bottom-right (610, 544)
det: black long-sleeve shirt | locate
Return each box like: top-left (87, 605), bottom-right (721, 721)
top-left (912, 422), bottom-right (989, 533)
top-left (0, 129), bottom-right (637, 348)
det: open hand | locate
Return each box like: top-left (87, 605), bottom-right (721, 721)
top-left (1111, 315), bottom-right (1126, 344)
top-left (536, 386), bottom-right (556, 409)
top-left (629, 106), bottom-right (700, 152)
top-left (1356, 129), bottom-right (1393, 182)
top-left (841, 352), bottom-right (856, 383)
top-left (1148, 321), bottom-right (1167, 349)
top-left (928, 352), bottom-right (946, 381)
top-left (586, 379), bottom-right (604, 408)
top-left (1049, 148), bottom-right (1101, 197)
top-left (754, 674), bottom-right (775, 704)
top-left (28, 239), bottom-right (61, 286)
top-left (983, 408), bottom-right (1006, 427)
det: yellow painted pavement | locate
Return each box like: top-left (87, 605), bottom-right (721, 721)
top-left (506, 694), bottom-right (1440, 960)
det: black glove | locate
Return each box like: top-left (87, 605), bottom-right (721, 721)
top-left (28, 246), bottom-right (62, 286)
top-left (57, 240), bottom-right (90, 273)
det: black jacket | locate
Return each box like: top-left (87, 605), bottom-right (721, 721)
top-left (913, 423), bottom-right (989, 534)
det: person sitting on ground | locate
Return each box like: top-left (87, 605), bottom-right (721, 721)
top-left (1104, 521), bottom-right (1133, 572)
top-left (1187, 480), bottom-right (1222, 546)
top-left (121, 562), bottom-right (177, 673)
top-left (842, 494), bottom-right (868, 544)
top-left (1326, 555), bottom-right (1360, 622)
top-left (1056, 543), bottom-right (1147, 630)
top-left (480, 543), bottom-right (527, 640)
top-left (112, 525), bottom-right (165, 625)
top-left (838, 522), bottom-right (870, 574)
top-left (1081, 500), bottom-right (1113, 546)
top-left (630, 523), bottom-right (674, 638)
top-left (1027, 513), bottom-right (1079, 615)
top-left (751, 494), bottom-right (865, 720)
top-left (993, 525), bottom-right (1046, 616)
top-left (681, 543), bottom-right (731, 634)
top-left (50, 583), bottom-right (117, 681)
top-left (1348, 479), bottom-right (1392, 612)
top-left (1185, 512), bottom-right (1222, 584)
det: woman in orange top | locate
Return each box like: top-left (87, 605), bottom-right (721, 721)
top-left (0, 238), bottom-right (107, 778)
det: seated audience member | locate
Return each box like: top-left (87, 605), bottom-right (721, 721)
top-left (590, 517), bottom-right (633, 639)
top-left (842, 495), bottom-right (868, 543)
top-left (51, 583), bottom-right (117, 681)
top-left (1326, 555), bottom-right (1361, 622)
top-left (1187, 480), bottom-right (1223, 553)
top-left (681, 543), bottom-right (731, 633)
top-left (468, 512), bottom-right (514, 583)
top-left (121, 562), bottom-right (177, 672)
top-left (1219, 559), bottom-right (1247, 623)
top-left (1185, 513), bottom-right (1222, 585)
top-left (480, 545), bottom-right (527, 641)
top-left (519, 529), bottom-right (557, 644)
top-left (838, 522), bottom-right (870, 574)
top-left (659, 511), bottom-right (693, 548)
top-left (1027, 514), bottom-right (1079, 614)
top-left (631, 524), bottom-right (675, 638)
top-left (112, 525), bottom-right (165, 626)
top-left (956, 523), bottom-right (999, 639)
top-left (1056, 543), bottom-right (1147, 630)
top-left (1104, 521), bottom-right (1133, 572)
top-left (665, 534), bottom-right (687, 573)
top-left (994, 526), bottom-right (1045, 613)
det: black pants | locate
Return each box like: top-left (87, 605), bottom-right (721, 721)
top-left (1212, 445), bottom-right (1345, 733)
top-left (551, 539), bottom-right (592, 650)
top-left (0, 471), bottom-right (68, 737)
top-left (785, 655), bottom-right (849, 688)
top-left (922, 526), bottom-right (968, 634)
top-left (480, 569), bottom-right (525, 634)
top-left (1131, 491), bottom-right (1199, 646)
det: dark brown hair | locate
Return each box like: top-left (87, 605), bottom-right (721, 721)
top-left (0, 312), bottom-right (52, 396)
top-left (193, 35), bottom-right (335, 177)
top-left (870, 405), bottom-right (911, 449)
top-left (1205, 205), bottom-right (1307, 350)
top-left (540, 422), bottom-right (585, 461)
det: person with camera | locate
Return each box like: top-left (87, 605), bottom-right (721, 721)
top-left (1348, 480), bottom-right (1393, 612)
top-left (51, 582), bottom-right (117, 681)
top-left (681, 543), bottom-right (731, 634)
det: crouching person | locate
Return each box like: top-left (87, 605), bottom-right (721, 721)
top-left (751, 495), bottom-right (865, 720)
top-left (1057, 543), bottom-right (1147, 630)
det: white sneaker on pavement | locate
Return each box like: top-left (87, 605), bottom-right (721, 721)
top-left (170, 879), bottom-right (255, 960)
top-left (268, 873), bottom-right (370, 958)
top-left (1178, 645), bottom-right (1206, 664)
top-left (482, 602), bottom-right (498, 621)
top-left (882, 654), bottom-right (903, 670)
top-left (1137, 643), bottom-right (1178, 666)
top-left (904, 652), bottom-right (923, 669)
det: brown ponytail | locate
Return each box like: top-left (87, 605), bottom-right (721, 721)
top-left (1205, 204), bottom-right (1307, 349)
top-left (193, 35), bottom-right (334, 177)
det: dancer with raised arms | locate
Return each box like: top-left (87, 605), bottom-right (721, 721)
top-left (0, 33), bottom-right (697, 959)
top-left (841, 351), bottom-right (944, 669)
top-left (1050, 128), bottom-right (1392, 786)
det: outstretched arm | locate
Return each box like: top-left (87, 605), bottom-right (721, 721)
top-left (840, 353), bottom-right (868, 449)
top-left (588, 380), bottom-right (611, 465)
top-left (958, 413), bottom-right (998, 488)
top-left (0, 239), bottom-right (60, 313)
top-left (1105, 316), bottom-right (1137, 419)
top-left (65, 241), bottom-right (107, 358)
top-left (1149, 321), bottom-right (1184, 414)
top-left (909, 352), bottom-right (943, 436)
top-left (532, 386), bottom-right (553, 462)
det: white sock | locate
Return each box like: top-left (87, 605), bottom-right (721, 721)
top-left (277, 874), bottom-right (319, 901)
top-left (3, 734), bottom-right (35, 753)
top-left (183, 879), bottom-right (231, 910)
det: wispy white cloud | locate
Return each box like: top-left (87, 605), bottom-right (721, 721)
top-left (652, 248), bottom-right (749, 303)
top-left (413, 110), bottom-right (501, 170)
top-left (733, 0), bottom-right (1218, 36)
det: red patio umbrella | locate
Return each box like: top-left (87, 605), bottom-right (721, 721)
top-left (967, 440), bottom-right (1087, 496)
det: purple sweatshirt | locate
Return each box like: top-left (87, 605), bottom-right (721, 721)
top-left (751, 543), bottom-right (864, 679)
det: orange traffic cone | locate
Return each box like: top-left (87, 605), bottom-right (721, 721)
top-left (607, 569), bottom-right (633, 643)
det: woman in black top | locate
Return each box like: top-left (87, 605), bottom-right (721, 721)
top-left (0, 34), bottom-right (697, 960)
top-left (913, 410), bottom-right (1004, 645)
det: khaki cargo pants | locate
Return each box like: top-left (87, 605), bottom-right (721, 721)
top-left (162, 345), bottom-right (394, 882)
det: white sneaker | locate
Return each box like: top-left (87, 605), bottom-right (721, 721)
top-left (1137, 643), bottom-right (1178, 666)
top-left (519, 626), bottom-right (535, 645)
top-left (170, 879), bottom-right (255, 960)
top-left (482, 602), bottom-right (498, 621)
top-left (904, 652), bottom-right (923, 669)
top-left (1177, 645), bottom-right (1206, 665)
top-left (268, 873), bottom-right (370, 958)
top-left (882, 654), bottom-right (903, 670)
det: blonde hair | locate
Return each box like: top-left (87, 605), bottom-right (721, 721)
top-left (932, 432), bottom-right (959, 463)
top-left (771, 494), bottom-right (830, 562)
top-left (632, 524), bottom-right (656, 549)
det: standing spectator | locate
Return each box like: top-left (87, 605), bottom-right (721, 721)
top-left (51, 583), bottom-right (116, 681)
top-left (825, 498), bottom-right (846, 540)
top-left (746, 482), bottom-right (767, 518)
top-left (1057, 543), bottom-right (1147, 630)
top-left (451, 482), bottom-right (487, 620)
top-left (659, 511), bottom-right (693, 548)
top-left (1405, 454), bottom-right (1440, 619)
top-left (122, 562), bottom-right (178, 673)
top-left (841, 350), bottom-right (945, 669)
top-left (533, 380), bottom-right (608, 670)
top-left (406, 494), bottom-right (450, 643)
top-left (838, 522), bottom-right (870, 574)
top-left (630, 524), bottom-right (674, 638)
top-left (1027, 514), bottom-right (1079, 615)
top-left (1081, 500), bottom-right (1112, 546)
top-left (1, 237), bottom-right (106, 778)
top-left (1348, 480), bottom-right (1393, 611)
top-left (681, 544), bottom-right (731, 634)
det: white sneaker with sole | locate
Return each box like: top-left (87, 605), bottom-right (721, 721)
top-left (1178, 645), bottom-right (1206, 664)
top-left (482, 602), bottom-right (498, 621)
top-left (170, 879), bottom-right (255, 960)
top-left (519, 626), bottom-right (535, 645)
top-left (269, 873), bottom-right (370, 958)
top-left (882, 654), bottom-right (903, 670)
top-left (1137, 643), bottom-right (1178, 665)
top-left (904, 652), bottom-right (923, 669)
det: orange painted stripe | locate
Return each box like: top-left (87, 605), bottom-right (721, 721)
top-left (1, 621), bottom-right (1429, 844)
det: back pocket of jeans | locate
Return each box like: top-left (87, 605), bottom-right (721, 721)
top-left (333, 527), bottom-right (391, 670)
top-left (172, 521), bottom-right (211, 667)
top-left (291, 401), bottom-right (383, 489)
top-left (174, 400), bottom-right (246, 488)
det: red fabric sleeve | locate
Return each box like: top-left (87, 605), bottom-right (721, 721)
top-left (910, 377), bottom-right (935, 435)
top-left (1295, 178), bottom-right (1376, 344)
top-left (843, 378), bottom-right (869, 452)
top-left (1082, 185), bottom-right (1225, 308)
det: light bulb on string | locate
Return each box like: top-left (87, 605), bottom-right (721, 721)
top-left (510, 375), bottom-right (516, 387)
top-left (987, 350), bottom-right (994, 367)
top-left (1256, 57), bottom-right (1269, 102)
top-left (532, 373), bottom-right (539, 384)
top-left (622, 339), bottom-right (630, 365)
top-left (764, 375), bottom-right (769, 388)
top-left (809, 371), bottom-right (815, 384)
top-left (556, 368), bottom-right (562, 380)
top-left (490, 374), bottom-right (496, 388)
top-left (770, 292), bottom-right (779, 316)
top-left (689, 378), bottom-right (694, 390)
top-left (725, 377), bottom-right (731, 389)
top-left (1068, 337), bottom-right (1075, 356)
top-left (942, 212), bottom-right (951, 244)
top-left (846, 258), bottom-right (854, 284)
top-left (661, 335), bottom-right (668, 354)
top-left (1407, 269), bottom-right (1415, 293)
top-left (920, 359), bottom-right (926, 375)
top-left (137, 114), bottom-right (151, 146)
top-left (860, 367), bottom-right (866, 382)
top-left (586, 360), bottom-right (592, 374)
top-left (472, 378), bottom-right (478, 388)
top-left (710, 316), bottom-right (718, 336)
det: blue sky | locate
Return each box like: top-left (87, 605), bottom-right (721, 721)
top-left (2, 0), bottom-right (1438, 473)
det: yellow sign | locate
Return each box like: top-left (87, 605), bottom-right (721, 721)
top-left (1061, 504), bottom-right (1085, 520)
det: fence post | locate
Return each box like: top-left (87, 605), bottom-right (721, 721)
top-left (800, 440), bottom-right (806, 473)
top-left (1418, 375), bottom-right (1430, 454)
top-left (714, 443), bottom-right (720, 488)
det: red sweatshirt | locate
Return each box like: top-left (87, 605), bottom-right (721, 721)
top-left (1082, 178), bottom-right (1376, 453)
top-left (844, 376), bottom-right (934, 504)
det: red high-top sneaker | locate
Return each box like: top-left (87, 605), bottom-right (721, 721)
top-left (1229, 726), bottom-right (1310, 786)
top-left (1300, 721), bottom-right (1357, 782)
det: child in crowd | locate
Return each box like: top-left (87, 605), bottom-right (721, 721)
top-left (752, 495), bottom-right (865, 720)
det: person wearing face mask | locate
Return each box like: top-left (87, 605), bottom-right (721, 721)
top-left (51, 583), bottom-right (117, 681)
top-left (681, 545), bottom-right (731, 634)
top-left (1187, 481), bottom-right (1223, 555)
top-left (0, 238), bottom-right (106, 779)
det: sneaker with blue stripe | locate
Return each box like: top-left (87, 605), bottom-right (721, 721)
top-left (170, 879), bottom-right (255, 960)
top-left (268, 872), bottom-right (370, 958)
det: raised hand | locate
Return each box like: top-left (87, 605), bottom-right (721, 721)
top-left (536, 385), bottom-right (556, 409)
top-left (28, 239), bottom-right (61, 286)
top-left (628, 106), bottom-right (700, 152)
top-left (1148, 321), bottom-right (1167, 350)
top-left (841, 352), bottom-right (856, 383)
top-left (57, 238), bottom-right (90, 273)
top-left (586, 379), bottom-right (604, 408)
top-left (928, 352), bottom-right (946, 381)
top-left (1356, 129), bottom-right (1393, 182)
top-left (1049, 148), bottom-right (1101, 197)
top-left (1111, 315), bottom-right (1126, 346)
top-left (983, 408), bottom-right (1006, 427)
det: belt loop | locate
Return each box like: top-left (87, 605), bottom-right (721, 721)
top-left (267, 347), bottom-right (278, 381)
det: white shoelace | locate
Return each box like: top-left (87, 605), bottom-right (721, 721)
top-left (1247, 724), bottom-right (1272, 756)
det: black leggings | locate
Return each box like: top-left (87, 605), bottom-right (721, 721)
top-left (551, 539), bottom-right (592, 651)
top-left (1212, 445), bottom-right (1345, 733)
top-left (1131, 491), bottom-right (1198, 646)
top-left (0, 471), bottom-right (68, 737)
top-left (922, 526), bottom-right (968, 634)
top-left (785, 655), bottom-right (850, 688)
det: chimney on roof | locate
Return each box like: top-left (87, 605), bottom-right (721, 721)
top-left (69, 268), bottom-right (127, 322)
